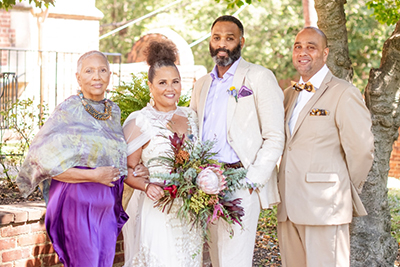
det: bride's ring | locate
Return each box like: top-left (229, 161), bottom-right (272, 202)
top-left (113, 176), bottom-right (119, 181)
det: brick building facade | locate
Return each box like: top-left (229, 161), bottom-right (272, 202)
top-left (389, 129), bottom-right (400, 178)
top-left (0, 10), bottom-right (15, 66)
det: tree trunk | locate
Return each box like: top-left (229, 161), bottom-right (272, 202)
top-left (353, 20), bottom-right (400, 267)
top-left (315, 0), bottom-right (353, 82)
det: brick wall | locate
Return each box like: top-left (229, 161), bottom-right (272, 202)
top-left (0, 202), bottom-right (125, 267)
top-left (0, 10), bottom-right (15, 66)
top-left (389, 129), bottom-right (400, 178)
top-left (0, 202), bottom-right (211, 266)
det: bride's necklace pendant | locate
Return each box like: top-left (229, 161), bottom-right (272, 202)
top-left (78, 90), bottom-right (112, 121)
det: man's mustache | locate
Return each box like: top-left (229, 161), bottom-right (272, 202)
top-left (215, 48), bottom-right (230, 55)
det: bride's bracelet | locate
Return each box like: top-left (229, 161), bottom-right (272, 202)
top-left (144, 182), bottom-right (151, 193)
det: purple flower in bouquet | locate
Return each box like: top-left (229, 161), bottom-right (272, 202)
top-left (196, 166), bottom-right (227, 194)
top-left (220, 198), bottom-right (245, 225)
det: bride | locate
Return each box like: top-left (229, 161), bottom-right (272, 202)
top-left (122, 41), bottom-right (203, 266)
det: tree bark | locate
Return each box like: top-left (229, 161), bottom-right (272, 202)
top-left (315, 0), bottom-right (353, 82)
top-left (353, 20), bottom-right (400, 267)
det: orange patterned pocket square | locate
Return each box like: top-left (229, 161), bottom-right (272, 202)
top-left (310, 108), bottom-right (330, 116)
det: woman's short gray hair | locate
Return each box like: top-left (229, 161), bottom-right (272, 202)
top-left (77, 50), bottom-right (110, 73)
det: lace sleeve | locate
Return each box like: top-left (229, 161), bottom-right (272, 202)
top-left (123, 110), bottom-right (155, 156)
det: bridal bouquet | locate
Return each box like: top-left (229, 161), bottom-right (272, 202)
top-left (149, 132), bottom-right (247, 239)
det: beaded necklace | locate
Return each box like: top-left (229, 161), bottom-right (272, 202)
top-left (78, 90), bottom-right (112, 120)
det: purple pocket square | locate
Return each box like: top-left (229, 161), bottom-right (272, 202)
top-left (238, 85), bottom-right (253, 98)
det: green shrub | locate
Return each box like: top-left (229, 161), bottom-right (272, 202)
top-left (0, 99), bottom-right (48, 185)
top-left (111, 72), bottom-right (191, 125)
top-left (389, 188), bottom-right (400, 243)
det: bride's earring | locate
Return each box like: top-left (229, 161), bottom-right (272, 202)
top-left (150, 92), bottom-right (155, 107)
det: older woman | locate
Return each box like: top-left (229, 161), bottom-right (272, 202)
top-left (17, 51), bottom-right (128, 267)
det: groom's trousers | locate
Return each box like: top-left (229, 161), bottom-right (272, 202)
top-left (208, 188), bottom-right (260, 267)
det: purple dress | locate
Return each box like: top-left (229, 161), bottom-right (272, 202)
top-left (16, 96), bottom-right (129, 267)
top-left (45, 175), bottom-right (128, 266)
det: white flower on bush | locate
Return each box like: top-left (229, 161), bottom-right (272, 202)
top-left (196, 167), bottom-right (227, 194)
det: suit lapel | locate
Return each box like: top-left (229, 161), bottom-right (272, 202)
top-left (284, 90), bottom-right (299, 140)
top-left (291, 71), bottom-right (334, 138)
top-left (227, 59), bottom-right (249, 131)
top-left (198, 76), bottom-right (212, 139)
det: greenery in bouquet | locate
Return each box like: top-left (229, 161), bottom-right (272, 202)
top-left (148, 132), bottom-right (248, 239)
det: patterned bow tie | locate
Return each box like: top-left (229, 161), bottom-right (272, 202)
top-left (291, 81), bottom-right (315, 93)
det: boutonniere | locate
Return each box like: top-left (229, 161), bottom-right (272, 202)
top-left (227, 86), bottom-right (238, 102)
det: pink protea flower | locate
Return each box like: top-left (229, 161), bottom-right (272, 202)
top-left (196, 167), bottom-right (227, 194)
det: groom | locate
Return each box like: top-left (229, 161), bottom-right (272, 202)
top-left (190, 15), bottom-right (285, 267)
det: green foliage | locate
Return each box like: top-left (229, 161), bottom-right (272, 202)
top-left (388, 188), bottom-right (400, 242)
top-left (164, 0), bottom-right (303, 82)
top-left (216, 0), bottom-right (257, 9)
top-left (110, 72), bottom-right (150, 124)
top-left (0, 99), bottom-right (48, 184)
top-left (110, 72), bottom-right (191, 125)
top-left (96, 0), bottom-right (303, 82)
top-left (0, 0), bottom-right (54, 10)
top-left (96, 0), bottom-right (171, 60)
top-left (346, 0), bottom-right (396, 90)
top-left (366, 0), bottom-right (400, 26)
top-left (97, 0), bottom-right (394, 90)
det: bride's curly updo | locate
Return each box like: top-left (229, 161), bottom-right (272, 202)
top-left (145, 40), bottom-right (179, 83)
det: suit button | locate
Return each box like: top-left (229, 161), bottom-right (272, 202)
top-left (288, 147), bottom-right (292, 151)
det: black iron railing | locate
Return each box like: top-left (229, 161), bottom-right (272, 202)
top-left (0, 72), bottom-right (18, 129)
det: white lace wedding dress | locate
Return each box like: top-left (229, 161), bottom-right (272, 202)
top-left (122, 104), bottom-right (203, 267)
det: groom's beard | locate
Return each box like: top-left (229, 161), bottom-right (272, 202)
top-left (209, 42), bottom-right (242, 67)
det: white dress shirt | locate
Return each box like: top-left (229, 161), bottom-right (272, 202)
top-left (289, 64), bottom-right (329, 134)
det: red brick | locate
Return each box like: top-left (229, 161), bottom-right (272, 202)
top-left (113, 252), bottom-right (124, 264)
top-left (115, 242), bottom-right (122, 253)
top-left (42, 254), bottom-right (61, 266)
top-left (30, 221), bottom-right (46, 232)
top-left (0, 237), bottom-right (16, 250)
top-left (18, 233), bottom-right (47, 246)
top-left (0, 211), bottom-right (14, 225)
top-left (2, 247), bottom-right (31, 262)
top-left (117, 232), bottom-right (123, 241)
top-left (1, 224), bottom-right (30, 237)
top-left (15, 258), bottom-right (42, 267)
top-left (32, 244), bottom-right (55, 256)
top-left (13, 211), bottom-right (28, 223)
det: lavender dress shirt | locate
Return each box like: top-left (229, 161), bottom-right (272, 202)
top-left (202, 58), bottom-right (241, 164)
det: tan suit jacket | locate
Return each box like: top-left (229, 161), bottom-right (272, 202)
top-left (190, 58), bottom-right (285, 209)
top-left (277, 70), bottom-right (374, 225)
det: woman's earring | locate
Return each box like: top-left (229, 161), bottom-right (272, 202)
top-left (150, 92), bottom-right (155, 107)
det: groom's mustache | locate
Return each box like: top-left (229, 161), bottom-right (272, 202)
top-left (212, 48), bottom-right (230, 57)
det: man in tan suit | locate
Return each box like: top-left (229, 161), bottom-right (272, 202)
top-left (277, 27), bottom-right (374, 267)
top-left (190, 15), bottom-right (285, 267)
